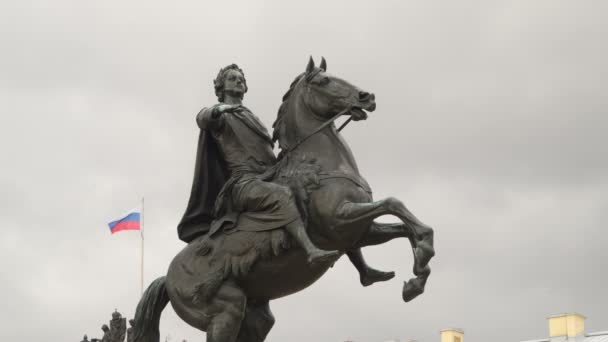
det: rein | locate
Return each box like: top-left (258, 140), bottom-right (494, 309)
top-left (337, 116), bottom-right (353, 132)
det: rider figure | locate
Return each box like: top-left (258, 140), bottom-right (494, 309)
top-left (179, 64), bottom-right (394, 283)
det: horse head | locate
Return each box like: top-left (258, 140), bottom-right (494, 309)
top-left (302, 56), bottom-right (376, 121)
top-left (273, 56), bottom-right (377, 153)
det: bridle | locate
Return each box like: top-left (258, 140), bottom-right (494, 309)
top-left (284, 106), bottom-right (352, 154)
top-left (283, 72), bottom-right (361, 154)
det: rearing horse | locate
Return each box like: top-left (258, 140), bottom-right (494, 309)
top-left (133, 58), bottom-right (435, 342)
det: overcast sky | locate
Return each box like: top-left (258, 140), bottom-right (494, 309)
top-left (1, 1), bottom-right (607, 342)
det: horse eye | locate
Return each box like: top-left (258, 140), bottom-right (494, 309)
top-left (319, 77), bottom-right (330, 86)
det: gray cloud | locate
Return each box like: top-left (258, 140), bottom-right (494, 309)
top-left (1, 1), bottom-right (607, 342)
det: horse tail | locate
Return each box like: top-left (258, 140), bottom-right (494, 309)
top-left (133, 276), bottom-right (169, 342)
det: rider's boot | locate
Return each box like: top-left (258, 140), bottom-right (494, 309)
top-left (285, 221), bottom-right (339, 265)
top-left (347, 249), bottom-right (395, 287)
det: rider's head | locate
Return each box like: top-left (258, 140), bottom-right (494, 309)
top-left (102, 324), bottom-right (109, 332)
top-left (129, 319), bottom-right (135, 326)
top-left (214, 64), bottom-right (248, 102)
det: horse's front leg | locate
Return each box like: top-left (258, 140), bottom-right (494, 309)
top-left (355, 221), bottom-right (432, 302)
top-left (353, 221), bottom-right (412, 247)
top-left (337, 197), bottom-right (435, 268)
top-left (336, 198), bottom-right (435, 302)
top-left (347, 248), bottom-right (395, 287)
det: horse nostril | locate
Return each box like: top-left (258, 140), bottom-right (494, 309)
top-left (359, 91), bottom-right (370, 101)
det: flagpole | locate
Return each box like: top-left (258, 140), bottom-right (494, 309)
top-left (141, 197), bottom-right (145, 296)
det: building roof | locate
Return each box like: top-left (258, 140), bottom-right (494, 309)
top-left (521, 332), bottom-right (608, 342)
top-left (521, 338), bottom-right (549, 342)
top-left (585, 332), bottom-right (608, 342)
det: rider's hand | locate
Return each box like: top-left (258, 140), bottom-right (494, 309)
top-left (214, 104), bottom-right (242, 117)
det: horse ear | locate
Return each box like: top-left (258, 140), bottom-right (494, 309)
top-left (319, 57), bottom-right (327, 71)
top-left (306, 56), bottom-right (315, 74)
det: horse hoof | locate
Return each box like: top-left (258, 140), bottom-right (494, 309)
top-left (402, 277), bottom-right (425, 302)
top-left (360, 270), bottom-right (395, 287)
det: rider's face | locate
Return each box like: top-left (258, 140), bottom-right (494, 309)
top-left (223, 69), bottom-right (246, 96)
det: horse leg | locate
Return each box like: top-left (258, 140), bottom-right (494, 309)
top-left (206, 281), bottom-right (247, 342)
top-left (236, 301), bottom-right (275, 342)
top-left (354, 221), bottom-right (412, 247)
top-left (337, 197), bottom-right (435, 268)
top-left (354, 221), bottom-right (431, 302)
top-left (347, 249), bottom-right (395, 287)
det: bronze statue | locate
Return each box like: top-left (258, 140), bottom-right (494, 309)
top-left (109, 310), bottom-right (127, 342)
top-left (127, 319), bottom-right (135, 342)
top-left (177, 63), bottom-right (392, 284)
top-left (101, 324), bottom-right (110, 342)
top-left (178, 63), bottom-right (338, 265)
top-left (133, 58), bottom-right (435, 342)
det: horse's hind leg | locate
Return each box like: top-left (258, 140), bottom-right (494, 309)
top-left (206, 281), bottom-right (247, 342)
top-left (236, 301), bottom-right (275, 342)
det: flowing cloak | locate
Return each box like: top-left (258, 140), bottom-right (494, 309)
top-left (177, 106), bottom-right (297, 243)
top-left (177, 128), bottom-right (230, 243)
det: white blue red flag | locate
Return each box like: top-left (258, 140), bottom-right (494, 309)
top-left (108, 206), bottom-right (141, 234)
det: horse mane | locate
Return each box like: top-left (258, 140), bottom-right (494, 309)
top-left (272, 72), bottom-right (305, 149)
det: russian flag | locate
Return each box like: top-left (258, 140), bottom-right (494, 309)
top-left (108, 207), bottom-right (141, 234)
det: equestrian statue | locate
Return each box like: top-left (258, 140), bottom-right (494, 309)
top-left (133, 57), bottom-right (435, 342)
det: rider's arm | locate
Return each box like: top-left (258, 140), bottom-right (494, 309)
top-left (196, 105), bottom-right (225, 131)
